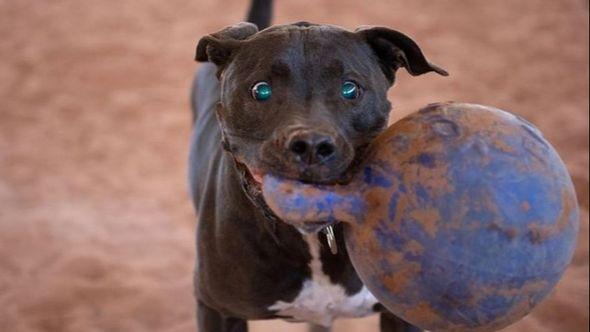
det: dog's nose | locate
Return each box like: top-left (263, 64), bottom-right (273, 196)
top-left (287, 131), bottom-right (336, 165)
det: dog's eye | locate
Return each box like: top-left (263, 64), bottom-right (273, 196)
top-left (251, 82), bottom-right (272, 101)
top-left (341, 81), bottom-right (360, 100)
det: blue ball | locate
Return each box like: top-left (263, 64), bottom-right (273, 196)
top-left (262, 102), bottom-right (579, 331)
top-left (346, 103), bottom-right (580, 331)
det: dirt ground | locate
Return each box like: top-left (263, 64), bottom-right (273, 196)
top-left (0, 0), bottom-right (587, 331)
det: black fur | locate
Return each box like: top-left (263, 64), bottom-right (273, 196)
top-left (190, 1), bottom-right (446, 331)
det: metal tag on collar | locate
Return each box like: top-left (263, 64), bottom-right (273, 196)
top-left (323, 225), bottom-right (338, 255)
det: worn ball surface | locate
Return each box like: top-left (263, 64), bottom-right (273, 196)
top-left (262, 102), bottom-right (579, 331)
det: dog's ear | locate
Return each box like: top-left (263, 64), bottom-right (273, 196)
top-left (196, 22), bottom-right (259, 69)
top-left (356, 26), bottom-right (448, 82)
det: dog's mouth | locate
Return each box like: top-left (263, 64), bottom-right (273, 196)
top-left (235, 160), bottom-right (341, 234)
top-left (239, 162), bottom-right (264, 196)
top-left (234, 160), bottom-right (284, 225)
top-left (233, 143), bottom-right (372, 234)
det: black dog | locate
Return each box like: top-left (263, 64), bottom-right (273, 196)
top-left (189, 1), bottom-right (447, 331)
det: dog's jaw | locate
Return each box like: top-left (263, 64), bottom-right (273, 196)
top-left (235, 159), bottom-right (341, 234)
top-left (234, 159), bottom-right (283, 224)
top-left (232, 141), bottom-right (376, 235)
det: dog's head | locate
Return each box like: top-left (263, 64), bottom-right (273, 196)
top-left (196, 22), bottom-right (447, 212)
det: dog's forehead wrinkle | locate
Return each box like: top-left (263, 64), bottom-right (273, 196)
top-left (270, 60), bottom-right (291, 77)
top-left (237, 28), bottom-right (373, 87)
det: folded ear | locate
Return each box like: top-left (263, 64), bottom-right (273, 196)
top-left (356, 26), bottom-right (448, 82)
top-left (196, 22), bottom-right (259, 70)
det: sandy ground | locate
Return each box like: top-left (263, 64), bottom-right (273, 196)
top-left (0, 0), bottom-right (587, 331)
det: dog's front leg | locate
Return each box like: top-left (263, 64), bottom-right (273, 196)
top-left (197, 300), bottom-right (247, 332)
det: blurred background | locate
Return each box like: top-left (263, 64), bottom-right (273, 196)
top-left (0, 0), bottom-right (587, 331)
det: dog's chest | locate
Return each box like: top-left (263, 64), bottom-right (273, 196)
top-left (268, 234), bottom-right (378, 327)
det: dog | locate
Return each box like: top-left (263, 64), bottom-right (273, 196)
top-left (189, 0), bottom-right (447, 331)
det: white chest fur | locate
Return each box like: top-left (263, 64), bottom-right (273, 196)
top-left (268, 234), bottom-right (378, 327)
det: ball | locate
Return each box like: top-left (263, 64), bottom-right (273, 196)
top-left (262, 102), bottom-right (580, 331)
top-left (344, 103), bottom-right (579, 331)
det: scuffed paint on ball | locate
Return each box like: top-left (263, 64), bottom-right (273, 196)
top-left (262, 102), bottom-right (579, 331)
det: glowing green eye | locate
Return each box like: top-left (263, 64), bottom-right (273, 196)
top-left (341, 81), bottom-right (360, 100)
top-left (251, 81), bottom-right (272, 101)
